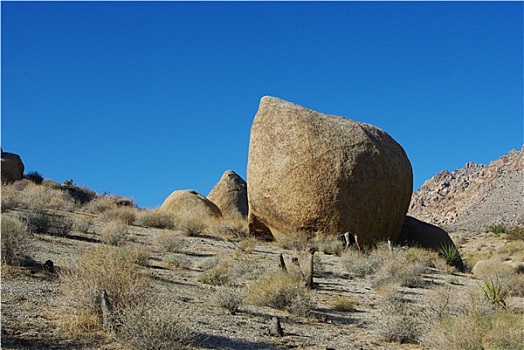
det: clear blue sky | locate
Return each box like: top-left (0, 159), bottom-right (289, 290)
top-left (2, 1), bottom-right (522, 209)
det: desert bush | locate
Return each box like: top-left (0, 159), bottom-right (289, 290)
top-left (59, 245), bottom-right (150, 332)
top-left (246, 269), bottom-right (315, 316)
top-left (61, 180), bottom-right (97, 205)
top-left (73, 215), bottom-right (93, 234)
top-left (1, 215), bottom-right (30, 265)
top-left (115, 302), bottom-right (196, 350)
top-left (210, 217), bottom-right (249, 239)
top-left (507, 226), bottom-right (524, 240)
top-left (136, 210), bottom-right (175, 229)
top-left (236, 237), bottom-right (257, 254)
top-left (488, 224), bottom-right (507, 235)
top-left (276, 232), bottom-right (311, 251)
top-left (230, 257), bottom-right (263, 282)
top-left (214, 286), bottom-right (244, 315)
top-left (331, 296), bottom-right (358, 312)
top-left (176, 217), bottom-right (207, 237)
top-left (100, 220), bottom-right (129, 246)
top-left (23, 212), bottom-right (73, 236)
top-left (156, 231), bottom-right (187, 253)
top-left (342, 248), bottom-right (383, 278)
top-left (99, 206), bottom-right (137, 225)
top-left (197, 260), bottom-right (231, 286)
top-left (20, 182), bottom-right (74, 212)
top-left (83, 196), bottom-right (118, 214)
top-left (1, 184), bottom-right (18, 211)
top-left (314, 235), bottom-right (344, 256)
top-left (24, 171), bottom-right (44, 184)
top-left (165, 254), bottom-right (192, 269)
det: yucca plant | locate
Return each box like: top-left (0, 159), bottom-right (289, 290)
top-left (480, 276), bottom-right (508, 308)
top-left (438, 244), bottom-right (464, 271)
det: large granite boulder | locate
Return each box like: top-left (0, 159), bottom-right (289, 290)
top-left (159, 190), bottom-right (222, 218)
top-left (247, 96), bottom-right (413, 245)
top-left (1, 150), bottom-right (24, 184)
top-left (207, 170), bottom-right (248, 219)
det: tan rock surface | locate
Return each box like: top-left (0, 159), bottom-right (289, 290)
top-left (207, 170), bottom-right (248, 219)
top-left (247, 96), bottom-right (413, 245)
top-left (159, 189), bottom-right (222, 218)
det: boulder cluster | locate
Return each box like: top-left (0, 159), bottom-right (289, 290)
top-left (160, 96), bottom-right (456, 251)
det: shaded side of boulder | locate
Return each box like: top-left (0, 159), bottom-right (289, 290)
top-left (398, 216), bottom-right (464, 270)
top-left (247, 96), bottom-right (413, 245)
top-left (207, 170), bottom-right (248, 219)
top-left (1, 150), bottom-right (25, 184)
top-left (159, 190), bottom-right (222, 218)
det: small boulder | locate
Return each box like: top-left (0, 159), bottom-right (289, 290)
top-left (1, 150), bottom-right (24, 184)
top-left (398, 216), bottom-right (464, 270)
top-left (207, 170), bottom-right (248, 219)
top-left (159, 189), bottom-right (222, 218)
top-left (247, 96), bottom-right (413, 245)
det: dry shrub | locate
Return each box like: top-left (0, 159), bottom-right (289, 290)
top-left (83, 196), bottom-right (118, 214)
top-left (100, 220), bottom-right (129, 246)
top-left (342, 247), bottom-right (383, 278)
top-left (59, 245), bottom-right (150, 333)
top-left (155, 231), bottom-right (187, 253)
top-left (276, 232), bottom-right (311, 251)
top-left (197, 260), bottom-right (232, 286)
top-left (1, 184), bottom-right (18, 211)
top-left (314, 235), bottom-right (344, 256)
top-left (214, 286), bottom-right (244, 315)
top-left (115, 301), bottom-right (196, 350)
top-left (174, 216), bottom-right (208, 237)
top-left (98, 206), bottom-right (137, 225)
top-left (136, 210), bottom-right (175, 229)
top-left (165, 254), bottom-right (192, 269)
top-left (496, 240), bottom-right (524, 262)
top-left (331, 295), bottom-right (358, 312)
top-left (1, 215), bottom-right (30, 265)
top-left (210, 217), bottom-right (249, 239)
top-left (73, 215), bottom-right (93, 234)
top-left (246, 269), bottom-right (315, 316)
top-left (20, 182), bottom-right (75, 212)
top-left (420, 284), bottom-right (524, 349)
top-left (236, 237), bottom-right (257, 254)
top-left (23, 212), bottom-right (73, 237)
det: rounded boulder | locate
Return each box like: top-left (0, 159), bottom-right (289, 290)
top-left (159, 190), bottom-right (222, 218)
top-left (247, 96), bottom-right (413, 245)
top-left (207, 170), bottom-right (248, 219)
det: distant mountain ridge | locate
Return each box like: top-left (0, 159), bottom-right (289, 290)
top-left (408, 146), bottom-right (524, 232)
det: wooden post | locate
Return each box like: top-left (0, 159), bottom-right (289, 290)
top-left (101, 290), bottom-right (113, 331)
top-left (291, 257), bottom-right (306, 283)
top-left (269, 316), bottom-right (284, 337)
top-left (279, 254), bottom-right (287, 272)
top-left (306, 247), bottom-right (316, 289)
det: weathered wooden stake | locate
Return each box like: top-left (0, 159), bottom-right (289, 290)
top-left (291, 257), bottom-right (306, 282)
top-left (101, 290), bottom-right (113, 331)
top-left (279, 254), bottom-right (287, 272)
top-left (269, 316), bottom-right (284, 337)
top-left (306, 247), bottom-right (316, 289)
top-left (354, 234), bottom-right (361, 251)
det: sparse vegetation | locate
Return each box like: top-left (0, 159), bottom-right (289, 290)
top-left (100, 219), bottom-right (129, 246)
top-left (480, 276), bottom-right (509, 308)
top-left (1, 215), bottom-right (30, 265)
top-left (246, 269), bottom-right (315, 316)
top-left (136, 210), bottom-right (175, 229)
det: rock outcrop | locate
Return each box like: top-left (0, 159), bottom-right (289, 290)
top-left (409, 146), bottom-right (524, 231)
top-left (159, 190), bottom-right (222, 218)
top-left (207, 170), bottom-right (248, 219)
top-left (246, 96), bottom-right (413, 245)
top-left (1, 150), bottom-right (25, 184)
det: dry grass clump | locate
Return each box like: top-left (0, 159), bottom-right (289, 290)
top-left (1, 215), bottom-right (30, 265)
top-left (59, 245), bottom-right (150, 333)
top-left (313, 235), bottom-right (345, 256)
top-left (83, 196), bottom-right (119, 214)
top-left (276, 232), bottom-right (312, 251)
top-left (214, 286), bottom-right (245, 315)
top-left (197, 259), bottom-right (232, 286)
top-left (23, 212), bottom-right (73, 237)
top-left (100, 220), bottom-right (129, 246)
top-left (174, 216), bottom-right (208, 237)
top-left (19, 182), bottom-right (75, 212)
top-left (98, 206), bottom-right (137, 225)
top-left (331, 295), bottom-right (358, 312)
top-left (1, 184), bottom-right (18, 211)
top-left (136, 210), bottom-right (175, 229)
top-left (209, 217), bottom-right (249, 240)
top-left (115, 301), bottom-right (196, 350)
top-left (246, 269), bottom-right (315, 316)
top-left (155, 231), bottom-right (188, 253)
top-left (342, 248), bottom-right (383, 278)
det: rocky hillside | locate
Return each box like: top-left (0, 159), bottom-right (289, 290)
top-left (408, 146), bottom-right (524, 232)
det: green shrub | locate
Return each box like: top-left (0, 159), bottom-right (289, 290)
top-left (480, 277), bottom-right (509, 308)
top-left (488, 224), bottom-right (507, 235)
top-left (61, 180), bottom-right (97, 205)
top-left (1, 216), bottom-right (30, 265)
top-left (438, 244), bottom-right (464, 271)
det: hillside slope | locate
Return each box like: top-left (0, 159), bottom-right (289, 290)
top-left (408, 146), bottom-right (524, 232)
